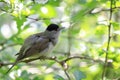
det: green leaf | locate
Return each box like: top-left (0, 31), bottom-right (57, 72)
top-left (39, 5), bottom-right (57, 18)
top-left (73, 70), bottom-right (86, 80)
top-left (111, 21), bottom-right (120, 30)
top-left (54, 75), bottom-right (64, 80)
top-left (46, 61), bottom-right (56, 68)
top-left (11, 37), bottom-right (24, 44)
top-left (71, 9), bottom-right (85, 23)
top-left (78, 0), bottom-right (87, 4)
top-left (33, 76), bottom-right (44, 80)
top-left (47, 0), bottom-right (61, 6)
top-left (20, 70), bottom-right (32, 79)
top-left (31, 4), bottom-right (42, 14)
top-left (14, 16), bottom-right (26, 32)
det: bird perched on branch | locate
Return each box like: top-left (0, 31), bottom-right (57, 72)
top-left (6, 23), bottom-right (64, 73)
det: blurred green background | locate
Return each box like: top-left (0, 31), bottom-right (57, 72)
top-left (0, 0), bottom-right (120, 80)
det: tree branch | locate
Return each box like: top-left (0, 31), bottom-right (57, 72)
top-left (0, 56), bottom-right (103, 67)
top-left (87, 6), bottom-right (120, 14)
top-left (1, 55), bottom-right (103, 79)
top-left (1, 56), bottom-right (103, 69)
top-left (102, 0), bottom-right (113, 80)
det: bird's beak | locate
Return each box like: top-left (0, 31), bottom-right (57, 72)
top-left (58, 27), bottom-right (65, 31)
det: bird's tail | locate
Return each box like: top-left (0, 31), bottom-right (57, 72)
top-left (6, 61), bottom-right (18, 74)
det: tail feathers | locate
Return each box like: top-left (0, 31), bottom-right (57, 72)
top-left (6, 61), bottom-right (18, 74)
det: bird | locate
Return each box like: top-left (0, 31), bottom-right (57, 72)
top-left (6, 23), bottom-right (64, 74)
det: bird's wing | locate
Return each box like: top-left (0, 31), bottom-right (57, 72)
top-left (16, 33), bottom-right (50, 60)
top-left (6, 33), bottom-right (49, 74)
top-left (16, 33), bottom-right (44, 56)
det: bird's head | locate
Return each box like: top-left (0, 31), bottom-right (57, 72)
top-left (46, 24), bottom-right (64, 31)
top-left (45, 23), bottom-right (64, 38)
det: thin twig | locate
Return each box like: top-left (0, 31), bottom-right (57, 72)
top-left (26, 16), bottom-right (51, 21)
top-left (102, 0), bottom-right (113, 80)
top-left (0, 43), bottom-right (18, 52)
top-left (64, 70), bottom-right (71, 80)
top-left (87, 6), bottom-right (120, 14)
top-left (67, 23), bottom-right (72, 56)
